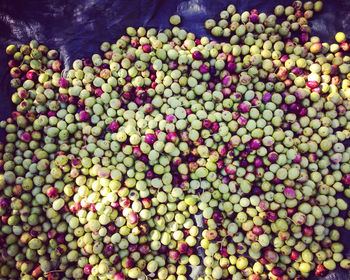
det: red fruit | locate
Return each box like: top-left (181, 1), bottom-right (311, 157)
top-left (142, 44), bottom-right (151, 53)
top-left (267, 152), bottom-right (278, 163)
top-left (46, 187), bottom-right (58, 199)
top-left (110, 201), bottom-right (119, 208)
top-left (151, 81), bottom-right (157, 88)
top-left (79, 111), bottom-right (90, 122)
top-left (127, 242), bottom-right (138, 251)
top-left (287, 208), bottom-right (296, 216)
top-left (165, 115), bottom-right (176, 123)
top-left (284, 79), bottom-right (293, 87)
top-left (144, 133), bottom-right (156, 145)
top-left (90, 203), bottom-right (96, 213)
top-left (8, 59), bottom-right (19, 68)
top-left (68, 96), bottom-right (76, 104)
top-left (252, 226), bottom-right (263, 235)
top-left (10, 67), bottom-right (21, 78)
top-left (11, 111), bottom-right (21, 120)
top-left (31, 265), bottom-right (43, 277)
top-left (237, 116), bottom-right (247, 126)
top-left (139, 223), bottom-right (149, 235)
top-left (254, 158), bottom-right (263, 168)
top-left (168, 249), bottom-right (180, 261)
top-left (121, 257), bottom-right (134, 269)
top-left (220, 247), bottom-right (229, 258)
top-left (211, 122), bottom-right (220, 132)
top-left (69, 203), bottom-right (82, 213)
top-left (332, 75), bottom-right (340, 85)
top-left (114, 273), bottom-right (125, 280)
top-left (71, 158), bottom-right (81, 168)
top-left (271, 267), bottom-right (284, 277)
top-left (249, 13), bottom-right (259, 23)
top-left (246, 231), bottom-right (257, 242)
top-left (133, 146), bottom-right (142, 158)
top-left (218, 145), bottom-right (227, 156)
top-left (225, 164), bottom-right (235, 175)
top-left (131, 39), bottom-right (139, 48)
top-left (250, 139), bottom-right (261, 150)
top-left (12, 184), bottom-right (22, 196)
top-left (306, 80), bottom-right (319, 88)
top-left (47, 272), bottom-right (60, 280)
top-left (79, 198), bottom-right (89, 209)
top-left (278, 231), bottom-right (290, 241)
top-left (52, 60), bottom-right (62, 72)
top-left (264, 249), bottom-right (278, 263)
top-left (138, 244), bottom-right (150, 255)
top-left (172, 157), bottom-right (182, 165)
top-left (284, 187), bottom-right (296, 199)
top-left (58, 78), bottom-right (69, 88)
top-left (266, 211), bottom-right (277, 222)
top-left (127, 211), bottom-right (139, 225)
top-left (202, 119), bottom-right (212, 128)
top-left (1, 214), bottom-right (9, 223)
top-left (84, 264), bottom-right (93, 275)
top-left (205, 229), bottom-right (217, 240)
top-left (95, 88), bottom-right (103, 97)
top-left (166, 132), bottom-right (178, 142)
top-left (107, 224), bottom-right (117, 234)
top-left (310, 42), bottom-right (322, 54)
top-left (330, 65), bottom-right (339, 75)
top-left (315, 264), bottom-right (327, 277)
top-left (185, 109), bottom-right (192, 115)
top-left (212, 212), bottom-right (224, 223)
top-left (141, 198), bottom-right (151, 208)
top-left (300, 32), bottom-right (309, 43)
top-left (20, 132), bottom-right (31, 142)
top-left (103, 243), bottom-right (114, 257)
top-left (294, 153), bottom-right (302, 163)
top-left (195, 138), bottom-right (204, 145)
top-left (47, 229), bottom-right (57, 239)
top-left (26, 70), bottom-right (37, 80)
top-left (199, 64), bottom-right (210, 73)
top-left (186, 247), bottom-right (194, 256)
top-left (276, 67), bottom-right (288, 80)
top-left (77, 99), bottom-right (85, 108)
top-left (340, 42), bottom-right (349, 52)
top-left (192, 51), bottom-right (203, 60)
top-left (290, 251), bottom-right (299, 261)
top-left (216, 160), bottom-right (224, 169)
top-left (238, 102), bottom-right (250, 113)
top-left (123, 91), bottom-right (132, 100)
top-left (119, 197), bottom-right (131, 208)
top-left (58, 94), bottom-right (68, 103)
top-left (303, 226), bottom-right (313, 237)
top-left (188, 162), bottom-right (199, 172)
top-left (177, 242), bottom-right (188, 254)
top-left (343, 174), bottom-right (350, 185)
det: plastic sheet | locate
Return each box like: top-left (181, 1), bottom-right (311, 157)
top-left (0, 0), bottom-right (350, 279)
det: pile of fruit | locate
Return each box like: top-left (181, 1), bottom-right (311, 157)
top-left (1, 1), bottom-right (350, 279)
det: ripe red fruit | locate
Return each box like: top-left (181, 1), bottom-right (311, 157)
top-left (46, 187), bottom-right (58, 198)
top-left (142, 44), bottom-right (151, 53)
top-left (290, 251), bottom-right (299, 261)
